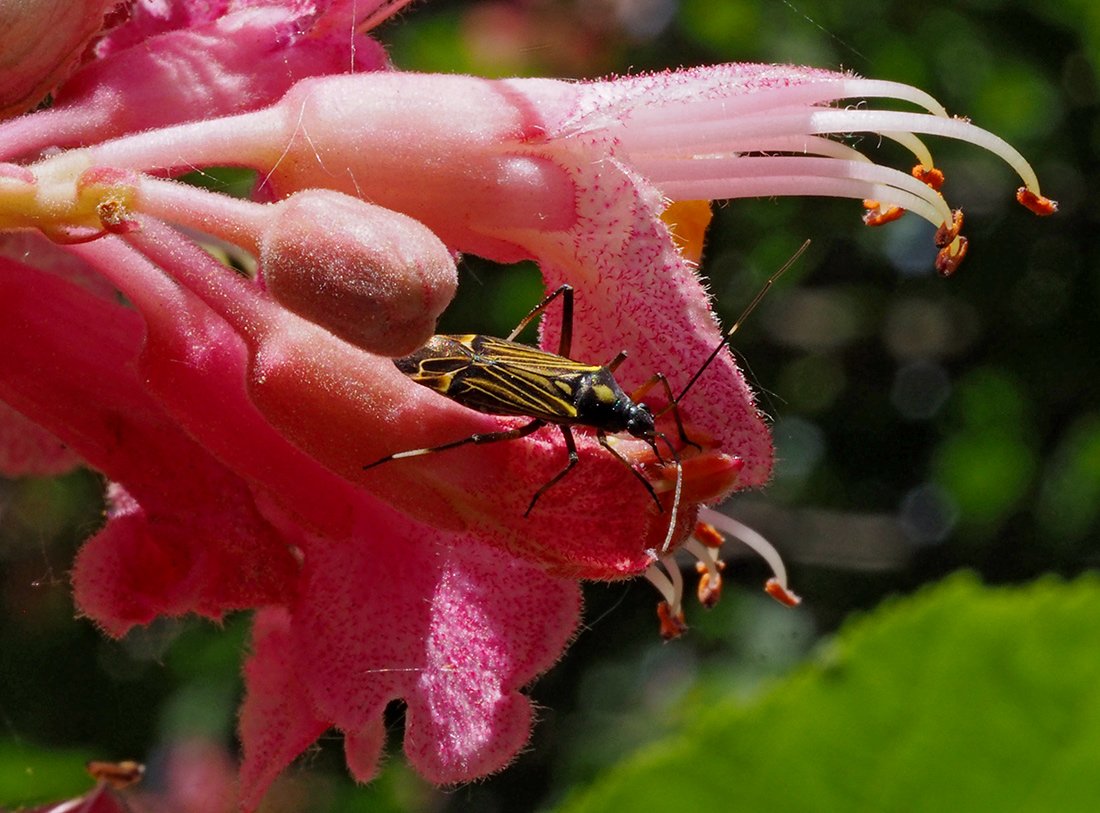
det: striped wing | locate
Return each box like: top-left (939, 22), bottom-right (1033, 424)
top-left (395, 334), bottom-right (603, 422)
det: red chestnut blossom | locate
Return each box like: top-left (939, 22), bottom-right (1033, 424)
top-left (0, 1), bottom-right (1054, 808)
top-left (1, 0), bottom-right (391, 157)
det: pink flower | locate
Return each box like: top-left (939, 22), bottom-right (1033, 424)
top-left (0, 1), bottom-right (1054, 808)
top-left (0, 0), bottom-right (391, 157)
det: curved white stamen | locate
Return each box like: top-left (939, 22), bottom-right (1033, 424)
top-left (645, 155), bottom-right (953, 226)
top-left (643, 558), bottom-right (680, 612)
top-left (619, 106), bottom-right (834, 154)
top-left (619, 76), bottom-right (948, 132)
top-left (637, 134), bottom-right (873, 162)
top-left (655, 173), bottom-right (947, 229)
top-left (835, 78), bottom-right (950, 117)
top-left (666, 553), bottom-right (684, 612)
top-left (745, 134), bottom-right (875, 161)
top-left (882, 131), bottom-right (936, 170)
top-left (817, 109), bottom-right (1043, 192)
top-left (620, 107), bottom-right (1044, 195)
top-left (683, 536), bottom-right (721, 582)
top-left (699, 507), bottom-right (791, 592)
top-left (617, 80), bottom-right (863, 129)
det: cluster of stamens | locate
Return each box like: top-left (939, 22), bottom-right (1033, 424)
top-left (644, 508), bottom-right (801, 640)
top-left (862, 163), bottom-right (1056, 278)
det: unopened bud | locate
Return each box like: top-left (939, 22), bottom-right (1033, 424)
top-left (260, 191), bottom-right (457, 356)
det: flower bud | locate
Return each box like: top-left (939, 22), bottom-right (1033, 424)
top-left (260, 191), bottom-right (457, 357)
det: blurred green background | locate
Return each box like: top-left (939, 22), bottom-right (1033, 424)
top-left (2, 0), bottom-right (1097, 810)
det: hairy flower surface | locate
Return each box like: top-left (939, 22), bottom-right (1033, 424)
top-left (0, 0), bottom-right (1053, 807)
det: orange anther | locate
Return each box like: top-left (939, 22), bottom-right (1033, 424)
top-left (935, 209), bottom-right (964, 248)
top-left (656, 601), bottom-right (688, 640)
top-left (696, 567), bottom-right (724, 608)
top-left (692, 521), bottom-right (724, 549)
top-left (764, 577), bottom-right (802, 607)
top-left (87, 760), bottom-right (145, 790)
top-left (911, 164), bottom-right (945, 191)
top-left (1016, 187), bottom-right (1058, 216)
top-left (862, 201), bottom-right (906, 227)
top-left (935, 235), bottom-right (968, 278)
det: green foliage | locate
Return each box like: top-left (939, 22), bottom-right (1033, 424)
top-left (559, 575), bottom-right (1100, 813)
top-left (1038, 414), bottom-right (1100, 543)
top-left (0, 742), bottom-right (93, 807)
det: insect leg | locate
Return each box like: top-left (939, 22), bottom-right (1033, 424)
top-left (507, 284), bottom-right (574, 357)
top-left (596, 431), bottom-right (664, 512)
top-left (636, 373), bottom-right (702, 453)
top-left (363, 418), bottom-right (545, 470)
top-left (525, 425), bottom-right (580, 516)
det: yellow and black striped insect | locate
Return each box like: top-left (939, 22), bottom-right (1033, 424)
top-left (364, 241), bottom-right (808, 518)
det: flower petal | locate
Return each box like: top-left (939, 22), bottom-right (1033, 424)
top-left (71, 476), bottom-right (301, 636)
top-left (0, 400), bottom-right (81, 476)
top-left (0, 0), bottom-right (115, 118)
top-left (0, 256), bottom-right (299, 634)
top-left (239, 607), bottom-right (330, 812)
top-left (2, 1), bottom-right (389, 159)
top-left (289, 509), bottom-right (581, 784)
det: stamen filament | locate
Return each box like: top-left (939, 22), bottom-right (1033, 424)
top-left (684, 536), bottom-right (725, 608)
top-left (643, 558), bottom-right (679, 611)
top-left (699, 507), bottom-right (795, 598)
top-left (620, 106), bottom-right (1046, 197)
top-left (644, 154), bottom-right (953, 226)
top-left (615, 75), bottom-right (947, 133)
top-left (655, 173), bottom-right (947, 229)
top-left (835, 78), bottom-right (950, 116)
top-left (683, 537), bottom-right (720, 583)
top-left (666, 553), bottom-right (684, 609)
top-left (882, 131), bottom-right (936, 170)
top-left (644, 555), bottom-right (689, 639)
top-left (615, 79), bottom-right (866, 129)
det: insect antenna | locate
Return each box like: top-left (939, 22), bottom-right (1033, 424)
top-left (648, 240), bottom-right (809, 552)
top-left (671, 239), bottom-right (811, 409)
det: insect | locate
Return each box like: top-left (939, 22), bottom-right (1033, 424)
top-left (365, 241), bottom-right (809, 525)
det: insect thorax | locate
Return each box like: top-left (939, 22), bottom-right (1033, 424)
top-left (571, 372), bottom-right (639, 433)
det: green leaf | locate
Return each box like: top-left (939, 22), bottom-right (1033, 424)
top-left (0, 741), bottom-right (93, 806)
top-left (558, 573), bottom-right (1100, 813)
